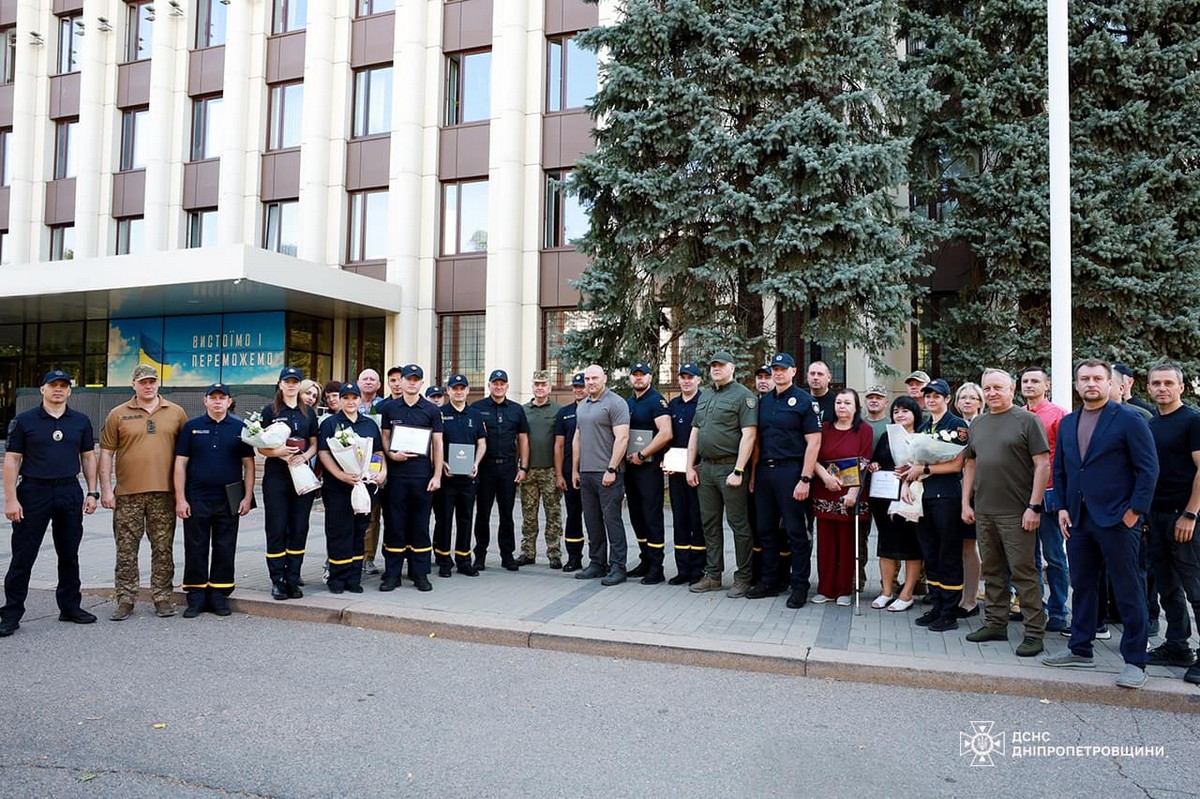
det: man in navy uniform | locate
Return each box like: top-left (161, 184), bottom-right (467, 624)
top-left (379, 364), bottom-right (444, 592)
top-left (173, 383), bottom-right (256, 617)
top-left (554, 372), bottom-right (587, 572)
top-left (665, 363), bottom-right (705, 585)
top-left (471, 369), bottom-right (530, 571)
top-left (437, 373), bottom-right (487, 577)
top-left (1, 370), bottom-right (100, 637)
top-left (625, 362), bottom-right (673, 584)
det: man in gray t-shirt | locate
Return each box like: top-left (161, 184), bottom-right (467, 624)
top-left (572, 365), bottom-right (631, 585)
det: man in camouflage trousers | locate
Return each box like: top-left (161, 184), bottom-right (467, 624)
top-left (517, 371), bottom-right (564, 568)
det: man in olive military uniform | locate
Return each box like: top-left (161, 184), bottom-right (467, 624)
top-left (687, 352), bottom-right (758, 597)
top-left (554, 372), bottom-right (588, 571)
top-left (625, 362), bottom-right (673, 584)
top-left (518, 371), bottom-right (563, 567)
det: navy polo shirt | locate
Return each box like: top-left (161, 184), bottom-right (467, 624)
top-left (318, 411), bottom-right (385, 492)
top-left (916, 411), bottom-right (967, 498)
top-left (441, 403), bottom-right (486, 447)
top-left (175, 414), bottom-right (254, 502)
top-left (628, 388), bottom-right (669, 431)
top-left (758, 385), bottom-right (822, 461)
top-left (380, 396), bottom-right (444, 479)
top-left (9, 404), bottom-right (95, 480)
top-left (259, 402), bottom-right (320, 478)
top-left (666, 391), bottom-right (702, 447)
top-left (470, 397), bottom-right (530, 461)
top-left (554, 402), bottom-right (580, 473)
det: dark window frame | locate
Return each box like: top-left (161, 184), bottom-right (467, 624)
top-left (546, 34), bottom-right (597, 113)
top-left (267, 81), bottom-right (303, 150)
top-left (53, 119), bottom-right (77, 180)
top-left (49, 224), bottom-right (76, 261)
top-left (119, 107), bottom-right (148, 171)
top-left (356, 0), bottom-right (395, 18)
top-left (187, 208), bottom-right (218, 248)
top-left (124, 2), bottom-right (154, 62)
top-left (438, 313), bottom-right (485, 388)
top-left (263, 200), bottom-right (300, 256)
top-left (444, 49), bottom-right (491, 126)
top-left (271, 0), bottom-right (307, 34)
top-left (441, 179), bottom-right (489, 256)
top-left (351, 66), bottom-right (393, 138)
top-left (56, 14), bottom-right (83, 75)
top-left (190, 95), bottom-right (223, 161)
top-left (346, 189), bottom-right (389, 263)
top-left (1, 26), bottom-right (16, 84)
top-left (115, 216), bottom-right (145, 255)
top-left (195, 0), bottom-right (228, 49)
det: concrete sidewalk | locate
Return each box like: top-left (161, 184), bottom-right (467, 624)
top-left (7, 482), bottom-right (1200, 713)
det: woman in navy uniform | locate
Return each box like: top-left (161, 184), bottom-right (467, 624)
top-left (257, 366), bottom-right (320, 600)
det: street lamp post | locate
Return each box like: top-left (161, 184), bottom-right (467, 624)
top-left (1048, 1), bottom-right (1072, 407)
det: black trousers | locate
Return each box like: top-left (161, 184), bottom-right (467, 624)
top-left (562, 483), bottom-right (584, 561)
top-left (383, 477), bottom-right (434, 577)
top-left (625, 462), bottom-right (665, 570)
top-left (324, 484), bottom-right (367, 590)
top-left (474, 460), bottom-right (518, 562)
top-left (262, 470), bottom-right (314, 587)
top-left (182, 495), bottom-right (239, 596)
top-left (438, 476), bottom-right (477, 567)
top-left (1, 479), bottom-right (83, 622)
top-left (668, 473), bottom-right (704, 579)
top-left (755, 461), bottom-right (809, 591)
top-left (916, 495), bottom-right (964, 619)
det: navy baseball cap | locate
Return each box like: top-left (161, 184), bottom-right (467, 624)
top-left (279, 366), bottom-right (303, 382)
top-left (425, 386), bottom-right (444, 398)
top-left (339, 381), bottom-right (361, 398)
top-left (922, 378), bottom-right (952, 397)
top-left (755, 364), bottom-right (771, 376)
top-left (447, 373), bottom-right (469, 388)
top-left (1112, 362), bottom-right (1134, 378)
top-left (770, 352), bottom-right (796, 369)
top-left (678, 363), bottom-right (701, 377)
top-left (629, 362), bottom-right (652, 375)
top-left (41, 369), bottom-right (71, 385)
top-left (489, 369), bottom-right (509, 383)
top-left (205, 382), bottom-right (231, 397)
top-left (571, 372), bottom-right (586, 387)
top-left (401, 363), bottom-right (424, 379)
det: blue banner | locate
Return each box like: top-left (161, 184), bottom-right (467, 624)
top-left (108, 312), bottom-right (285, 386)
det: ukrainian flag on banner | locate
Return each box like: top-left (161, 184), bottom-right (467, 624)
top-left (137, 330), bottom-right (173, 382)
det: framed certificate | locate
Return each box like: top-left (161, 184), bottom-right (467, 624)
top-left (661, 447), bottom-right (689, 474)
top-left (627, 428), bottom-right (655, 457)
top-left (447, 443), bottom-right (476, 476)
top-left (868, 470), bottom-right (902, 501)
top-left (824, 457), bottom-right (861, 487)
top-left (390, 424), bottom-right (433, 455)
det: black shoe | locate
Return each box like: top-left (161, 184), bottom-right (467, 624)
top-left (1147, 643), bottom-right (1196, 668)
top-left (183, 593), bottom-right (205, 618)
top-left (640, 571), bottom-right (665, 585)
top-left (0, 618), bottom-right (18, 636)
top-left (58, 609), bottom-right (98, 625)
top-left (380, 577), bottom-right (400, 592)
top-left (296, 578), bottom-right (306, 587)
top-left (457, 562), bottom-right (479, 577)
top-left (746, 583), bottom-right (779, 600)
top-left (786, 589), bottom-right (807, 609)
top-left (473, 556), bottom-right (487, 572)
top-left (562, 558), bottom-right (582, 573)
top-left (601, 567), bottom-right (627, 586)
top-left (271, 583), bottom-right (288, 601)
top-left (515, 555), bottom-right (536, 567)
top-left (667, 574), bottom-right (691, 586)
top-left (956, 605), bottom-right (980, 618)
top-left (182, 605), bottom-right (202, 619)
top-left (287, 584), bottom-right (303, 599)
top-left (1185, 664), bottom-right (1200, 685)
top-left (576, 563), bottom-right (606, 579)
top-left (502, 559), bottom-right (520, 572)
top-left (1009, 611), bottom-right (1025, 622)
top-left (914, 610), bottom-right (939, 627)
top-left (413, 574), bottom-right (433, 592)
top-left (627, 562), bottom-right (650, 578)
top-left (328, 584), bottom-right (345, 594)
top-left (438, 565), bottom-right (453, 578)
top-left (209, 594), bottom-right (231, 617)
top-left (928, 616), bottom-right (959, 632)
top-left (346, 585), bottom-right (364, 594)
top-left (549, 557), bottom-right (563, 570)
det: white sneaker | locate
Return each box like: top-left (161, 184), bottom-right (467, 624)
top-left (836, 595), bottom-right (852, 607)
top-left (871, 593), bottom-right (894, 609)
top-left (811, 593), bottom-right (829, 604)
top-left (363, 559), bottom-right (380, 576)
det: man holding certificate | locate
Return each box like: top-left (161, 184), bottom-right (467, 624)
top-left (438, 374), bottom-right (487, 577)
top-left (379, 364), bottom-right (444, 592)
top-left (664, 363), bottom-right (705, 585)
top-left (624, 362), bottom-right (673, 585)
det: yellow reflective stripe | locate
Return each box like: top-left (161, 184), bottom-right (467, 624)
top-left (454, 549), bottom-right (472, 557)
top-left (383, 545), bottom-right (409, 553)
top-left (434, 548), bottom-right (452, 556)
top-left (752, 547), bottom-right (762, 553)
top-left (926, 580), bottom-right (965, 590)
top-left (647, 542), bottom-right (665, 549)
top-left (181, 582), bottom-right (208, 589)
top-left (780, 551), bottom-right (791, 557)
top-left (636, 537), bottom-right (647, 544)
top-left (208, 582), bottom-right (234, 588)
top-left (410, 546), bottom-right (433, 553)
top-left (351, 555), bottom-right (364, 562)
top-left (328, 556), bottom-right (356, 565)
top-left (285, 549), bottom-right (305, 555)
top-left (563, 536), bottom-right (585, 543)
top-left (265, 551), bottom-right (286, 559)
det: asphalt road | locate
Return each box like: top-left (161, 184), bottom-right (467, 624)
top-left (1, 590), bottom-right (1197, 799)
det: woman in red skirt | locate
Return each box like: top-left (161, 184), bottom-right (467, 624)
top-left (811, 389), bottom-right (874, 605)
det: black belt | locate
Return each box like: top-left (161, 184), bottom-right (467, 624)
top-left (702, 456), bottom-right (737, 465)
top-left (20, 476), bottom-right (79, 486)
top-left (488, 457), bottom-right (514, 464)
top-left (761, 458), bottom-right (800, 467)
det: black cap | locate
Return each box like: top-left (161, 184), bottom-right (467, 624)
top-left (279, 366), bottom-right (303, 382)
top-left (571, 372), bottom-right (586, 387)
top-left (425, 386), bottom-right (444, 398)
top-left (489, 369), bottom-right (509, 383)
top-left (339, 381), bottom-right (361, 398)
top-left (447, 373), bottom-right (469, 388)
top-left (401, 363), bottom-right (424, 379)
top-left (629, 362), bottom-right (652, 375)
top-left (755, 364), bottom-right (771, 376)
top-left (205, 382), bottom-right (231, 397)
top-left (1112, 363), bottom-right (1134, 378)
top-left (922, 378), bottom-right (952, 397)
top-left (41, 369), bottom-right (71, 386)
top-left (678, 363), bottom-right (701, 377)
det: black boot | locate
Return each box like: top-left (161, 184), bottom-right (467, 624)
top-left (183, 591), bottom-right (206, 618)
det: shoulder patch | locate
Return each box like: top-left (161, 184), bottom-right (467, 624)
top-left (659, 398), bottom-right (668, 408)
top-left (746, 398), bottom-right (757, 409)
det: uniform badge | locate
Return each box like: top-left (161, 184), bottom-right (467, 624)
top-left (52, 430), bottom-right (63, 442)
top-left (746, 398), bottom-right (757, 409)
top-left (787, 397), bottom-right (797, 406)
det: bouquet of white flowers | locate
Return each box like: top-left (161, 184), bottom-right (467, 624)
top-left (240, 411), bottom-right (291, 449)
top-left (288, 461), bottom-right (322, 495)
top-left (327, 426), bottom-right (374, 514)
top-left (886, 424), bottom-right (966, 467)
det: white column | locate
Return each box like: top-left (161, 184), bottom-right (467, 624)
top-left (415, 2), bottom-right (443, 374)
top-left (297, 3), bottom-right (338, 264)
top-left (1047, 0), bottom-right (1073, 406)
top-left (71, 0), bottom-right (112, 258)
top-left (143, 0), bottom-right (184, 251)
top-left (484, 0), bottom-right (528, 377)
top-left (216, 0), bottom-right (252, 244)
top-left (515, 1), bottom-right (545, 401)
top-left (7, 0), bottom-right (50, 263)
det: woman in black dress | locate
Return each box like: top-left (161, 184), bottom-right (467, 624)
top-left (868, 396), bottom-right (924, 611)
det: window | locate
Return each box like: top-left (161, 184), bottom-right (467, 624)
top-left (187, 209), bottom-right (218, 248)
top-left (53, 120), bottom-right (77, 180)
top-left (547, 35), bottom-right (597, 113)
top-left (0, 128), bottom-right (10, 187)
top-left (57, 14), bottom-right (83, 75)
top-left (439, 314), bottom-right (485, 388)
top-left (441, 180), bottom-right (488, 255)
top-left (543, 310), bottom-right (593, 386)
top-left (125, 2), bottom-right (154, 62)
top-left (116, 217), bottom-right (145, 255)
top-left (444, 51), bottom-right (491, 125)
top-left (352, 67), bottom-right (392, 137)
top-left (264, 200), bottom-right (300, 256)
top-left (120, 108), bottom-right (148, 171)
top-left (356, 0), bottom-right (395, 16)
top-left (196, 0), bottom-right (228, 48)
top-left (272, 0), bottom-right (307, 34)
top-left (1, 27), bottom-right (15, 84)
top-left (267, 82), bottom-right (303, 150)
top-left (347, 190), bottom-right (388, 262)
top-left (191, 96), bottom-right (223, 160)
top-left (0, 230), bottom-right (8, 265)
top-left (49, 225), bottom-right (76, 260)
top-left (544, 170), bottom-right (587, 249)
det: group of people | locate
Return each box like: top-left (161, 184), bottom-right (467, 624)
top-left (2, 353), bottom-right (1198, 693)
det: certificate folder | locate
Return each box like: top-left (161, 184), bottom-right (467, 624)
top-left (447, 444), bottom-right (476, 476)
top-left (627, 429), bottom-right (654, 458)
top-left (390, 425), bottom-right (433, 456)
top-left (661, 447), bottom-right (689, 474)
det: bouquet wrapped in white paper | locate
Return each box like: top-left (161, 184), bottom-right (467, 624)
top-left (886, 424), bottom-right (966, 467)
top-left (327, 427), bottom-right (374, 514)
top-left (240, 411), bottom-right (292, 449)
top-left (288, 462), bottom-right (322, 495)
top-left (889, 479), bottom-right (924, 523)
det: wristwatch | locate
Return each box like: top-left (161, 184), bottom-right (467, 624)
top-left (733, 467), bottom-right (745, 476)
top-left (1027, 503), bottom-right (1043, 513)
top-left (606, 466), bottom-right (617, 474)
top-left (1183, 511), bottom-right (1198, 521)
top-left (87, 491), bottom-right (100, 499)
top-left (923, 464), bottom-right (931, 476)
top-left (799, 474), bottom-right (813, 484)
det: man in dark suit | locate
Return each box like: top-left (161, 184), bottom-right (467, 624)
top-left (1043, 359), bottom-right (1159, 689)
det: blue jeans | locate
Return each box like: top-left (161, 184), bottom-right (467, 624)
top-left (1035, 510), bottom-right (1070, 623)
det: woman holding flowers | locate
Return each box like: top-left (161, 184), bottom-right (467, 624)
top-left (867, 396), bottom-right (924, 612)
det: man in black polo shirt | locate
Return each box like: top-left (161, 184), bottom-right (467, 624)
top-left (379, 364), bottom-right (444, 592)
top-left (554, 372), bottom-right (587, 572)
top-left (625, 362), bottom-right (673, 584)
top-left (173, 383), bottom-right (256, 617)
top-left (665, 363), bottom-right (704, 585)
top-left (1, 370), bottom-right (100, 637)
top-left (752, 353), bottom-right (822, 607)
top-left (471, 369), bottom-right (530, 571)
top-left (438, 373), bottom-right (487, 577)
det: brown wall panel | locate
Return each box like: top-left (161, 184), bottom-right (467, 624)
top-left (53, 0), bottom-right (83, 13)
top-left (443, 0), bottom-right (492, 51)
top-left (345, 137), bottom-right (391, 191)
top-left (111, 169), bottom-right (146, 218)
top-left (0, 83), bottom-right (12, 127)
top-left (44, 178), bottom-right (76, 225)
top-left (182, 159), bottom-right (220, 210)
top-left (539, 249), bottom-right (587, 307)
top-left (0, 1), bottom-right (15, 27)
top-left (438, 123), bottom-right (489, 180)
top-left (261, 149), bottom-right (301, 201)
top-left (116, 61), bottom-right (151, 108)
top-left (48, 73), bottom-right (81, 119)
top-left (350, 14), bottom-right (395, 68)
top-left (188, 46), bottom-right (225, 97)
top-left (545, 0), bottom-right (598, 36)
top-left (343, 263), bottom-right (386, 280)
top-left (0, 186), bottom-right (9, 227)
top-left (435, 255), bottom-right (487, 312)
top-left (266, 30), bottom-right (306, 83)
top-left (542, 112), bottom-right (593, 169)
